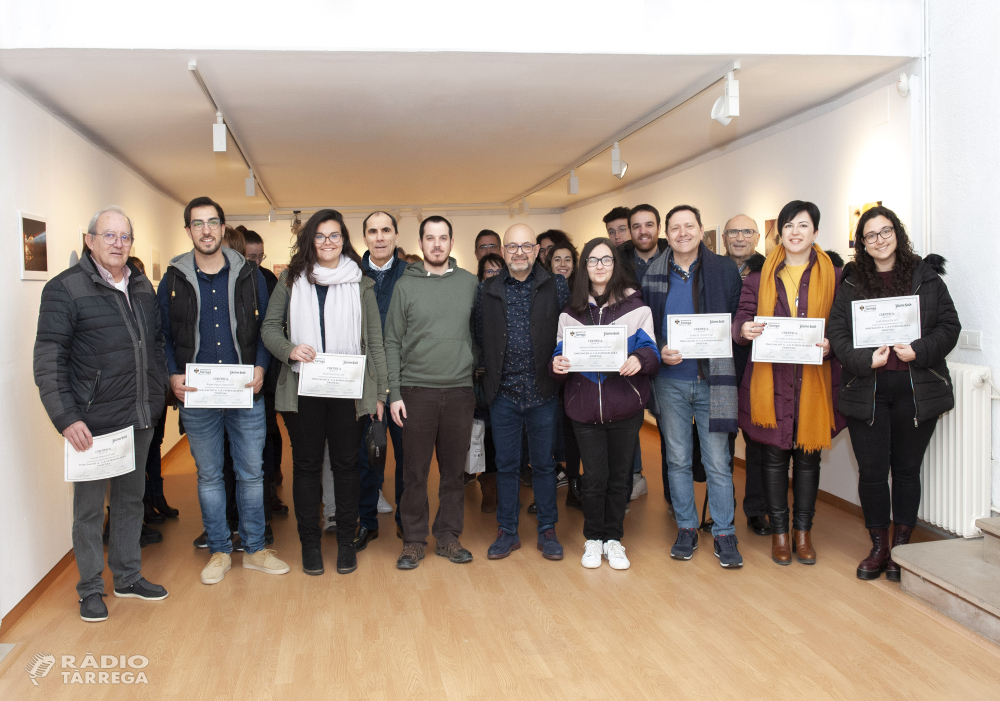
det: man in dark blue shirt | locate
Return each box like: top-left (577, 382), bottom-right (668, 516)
top-left (475, 223), bottom-right (570, 561)
top-left (157, 196), bottom-right (289, 586)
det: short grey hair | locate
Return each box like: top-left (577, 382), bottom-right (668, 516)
top-left (87, 205), bottom-right (134, 238)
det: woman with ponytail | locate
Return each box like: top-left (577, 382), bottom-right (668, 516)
top-left (828, 206), bottom-right (960, 581)
top-left (732, 200), bottom-right (845, 566)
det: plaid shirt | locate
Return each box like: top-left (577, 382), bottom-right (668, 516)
top-left (92, 258), bottom-right (131, 309)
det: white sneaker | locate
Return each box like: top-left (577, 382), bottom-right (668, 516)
top-left (630, 474), bottom-right (648, 500)
top-left (604, 540), bottom-right (630, 570)
top-left (377, 490), bottom-right (393, 514)
top-left (582, 540), bottom-right (603, 569)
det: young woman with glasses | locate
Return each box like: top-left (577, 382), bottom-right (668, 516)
top-left (550, 238), bottom-right (659, 570)
top-left (261, 209), bottom-right (389, 577)
top-left (828, 206), bottom-right (960, 581)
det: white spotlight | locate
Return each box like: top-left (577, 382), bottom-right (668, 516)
top-left (711, 71), bottom-right (739, 126)
top-left (611, 142), bottom-right (627, 179)
top-left (213, 111), bottom-right (227, 151)
top-left (568, 169), bottom-right (579, 195)
top-left (245, 169), bottom-right (256, 197)
top-left (896, 72), bottom-right (910, 97)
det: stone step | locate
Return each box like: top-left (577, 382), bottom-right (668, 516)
top-left (892, 539), bottom-right (1000, 645)
top-left (976, 518), bottom-right (1000, 567)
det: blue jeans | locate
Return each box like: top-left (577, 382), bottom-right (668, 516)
top-left (181, 400), bottom-right (267, 554)
top-left (489, 393), bottom-right (559, 535)
top-left (358, 416), bottom-right (405, 530)
top-left (655, 377), bottom-right (735, 536)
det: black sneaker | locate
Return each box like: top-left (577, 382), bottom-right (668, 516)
top-left (714, 534), bottom-right (744, 568)
top-left (139, 524), bottom-right (162, 547)
top-left (264, 524), bottom-right (274, 546)
top-left (271, 496), bottom-right (289, 516)
top-left (671, 528), bottom-right (699, 560)
top-left (193, 530), bottom-right (208, 548)
top-left (113, 577), bottom-right (168, 600)
top-left (566, 477), bottom-right (583, 511)
top-left (232, 534), bottom-right (244, 552)
top-left (79, 593), bottom-right (108, 622)
top-left (302, 546), bottom-right (324, 576)
top-left (336, 543), bottom-right (358, 574)
top-left (527, 501), bottom-right (537, 514)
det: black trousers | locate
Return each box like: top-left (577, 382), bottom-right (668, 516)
top-left (573, 412), bottom-right (644, 542)
top-left (741, 430), bottom-right (767, 518)
top-left (847, 369), bottom-right (938, 529)
top-left (761, 444), bottom-right (821, 533)
top-left (283, 396), bottom-right (364, 547)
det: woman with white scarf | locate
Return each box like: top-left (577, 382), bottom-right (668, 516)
top-left (262, 209), bottom-right (389, 577)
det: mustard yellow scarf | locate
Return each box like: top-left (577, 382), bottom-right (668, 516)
top-left (750, 244), bottom-right (836, 451)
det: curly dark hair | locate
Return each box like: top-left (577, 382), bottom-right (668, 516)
top-left (850, 206), bottom-right (919, 299)
top-left (570, 237), bottom-right (631, 314)
top-left (286, 209), bottom-right (363, 286)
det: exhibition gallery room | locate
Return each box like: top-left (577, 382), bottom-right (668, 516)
top-left (0, 2), bottom-right (998, 699)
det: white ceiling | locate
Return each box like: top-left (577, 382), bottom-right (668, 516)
top-left (0, 49), bottom-right (912, 216)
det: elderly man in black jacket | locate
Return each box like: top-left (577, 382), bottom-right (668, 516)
top-left (34, 205), bottom-right (169, 623)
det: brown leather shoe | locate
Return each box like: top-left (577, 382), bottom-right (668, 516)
top-left (885, 524), bottom-right (913, 582)
top-left (857, 527), bottom-right (891, 580)
top-left (792, 529), bottom-right (816, 564)
top-left (771, 533), bottom-right (792, 565)
top-left (479, 473), bottom-right (497, 513)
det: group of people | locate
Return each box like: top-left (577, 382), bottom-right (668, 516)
top-left (34, 192), bottom-right (960, 623)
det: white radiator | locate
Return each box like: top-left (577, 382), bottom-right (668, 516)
top-left (918, 361), bottom-right (994, 538)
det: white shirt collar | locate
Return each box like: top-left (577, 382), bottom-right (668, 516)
top-left (368, 254), bottom-right (395, 272)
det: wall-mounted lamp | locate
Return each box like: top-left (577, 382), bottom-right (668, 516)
top-left (568, 169), bottom-right (579, 195)
top-left (213, 111), bottom-right (227, 152)
top-left (711, 71), bottom-right (740, 126)
top-left (611, 142), bottom-right (627, 179)
top-left (245, 169), bottom-right (256, 197)
top-left (896, 73), bottom-right (911, 97)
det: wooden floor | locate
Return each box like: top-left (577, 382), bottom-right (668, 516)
top-left (2, 424), bottom-right (999, 700)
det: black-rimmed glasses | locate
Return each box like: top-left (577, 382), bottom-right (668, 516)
top-left (862, 226), bottom-right (894, 245)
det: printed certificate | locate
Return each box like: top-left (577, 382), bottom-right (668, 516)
top-left (851, 295), bottom-right (921, 348)
top-left (297, 354), bottom-right (367, 399)
top-left (184, 363), bottom-right (254, 409)
top-left (751, 316), bottom-right (826, 365)
top-left (666, 314), bottom-right (733, 359)
top-left (65, 426), bottom-right (135, 482)
top-left (563, 325), bottom-right (628, 372)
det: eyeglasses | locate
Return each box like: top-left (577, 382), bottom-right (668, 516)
top-left (246, 253), bottom-right (267, 264)
top-left (189, 218), bottom-right (222, 232)
top-left (477, 243), bottom-right (499, 252)
top-left (862, 226), bottom-right (894, 245)
top-left (484, 267), bottom-right (501, 278)
top-left (504, 242), bottom-right (535, 254)
top-left (724, 228), bottom-right (757, 239)
top-left (92, 232), bottom-right (134, 246)
top-left (314, 233), bottom-right (343, 244)
top-left (586, 256), bottom-right (614, 268)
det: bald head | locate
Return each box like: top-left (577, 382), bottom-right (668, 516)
top-left (723, 214), bottom-right (760, 263)
top-left (503, 223), bottom-right (538, 279)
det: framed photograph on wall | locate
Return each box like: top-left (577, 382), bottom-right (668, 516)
top-left (20, 213), bottom-right (48, 280)
top-left (763, 216), bottom-right (779, 256)
top-left (703, 226), bottom-right (720, 254)
top-left (151, 249), bottom-right (162, 281)
top-left (848, 201), bottom-right (881, 248)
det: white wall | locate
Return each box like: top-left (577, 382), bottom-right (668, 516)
top-left (228, 212), bottom-right (564, 277)
top-left (0, 78), bottom-right (186, 621)
top-left (927, 0), bottom-right (1000, 510)
top-left (560, 82), bottom-right (915, 506)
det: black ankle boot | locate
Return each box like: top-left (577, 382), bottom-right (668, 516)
top-left (152, 494), bottom-right (179, 518)
top-left (143, 499), bottom-right (165, 524)
top-left (337, 542), bottom-right (358, 574)
top-left (302, 546), bottom-right (324, 576)
top-left (140, 523), bottom-right (162, 547)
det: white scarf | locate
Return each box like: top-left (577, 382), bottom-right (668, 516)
top-left (289, 256), bottom-right (363, 373)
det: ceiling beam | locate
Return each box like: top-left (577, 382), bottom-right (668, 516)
top-left (504, 59), bottom-right (740, 206)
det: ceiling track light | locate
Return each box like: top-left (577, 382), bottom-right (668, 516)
top-left (213, 111), bottom-right (227, 151)
top-left (611, 142), bottom-right (627, 179)
top-left (268, 207), bottom-right (277, 223)
top-left (711, 71), bottom-right (740, 126)
top-left (245, 168), bottom-right (256, 197)
top-left (568, 169), bottom-right (579, 195)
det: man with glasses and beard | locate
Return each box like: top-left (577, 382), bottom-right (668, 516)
top-left (475, 224), bottom-right (570, 561)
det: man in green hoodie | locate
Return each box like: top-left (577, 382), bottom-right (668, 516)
top-left (385, 216), bottom-right (479, 569)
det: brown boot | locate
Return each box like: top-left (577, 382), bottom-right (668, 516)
top-left (885, 524), bottom-right (914, 582)
top-left (856, 527), bottom-right (891, 580)
top-left (771, 533), bottom-right (792, 565)
top-left (479, 473), bottom-right (497, 513)
top-left (792, 529), bottom-right (816, 564)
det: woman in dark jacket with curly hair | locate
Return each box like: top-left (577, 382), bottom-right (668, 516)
top-left (828, 206), bottom-right (960, 582)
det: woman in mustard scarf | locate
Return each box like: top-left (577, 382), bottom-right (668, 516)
top-left (731, 201), bottom-right (846, 566)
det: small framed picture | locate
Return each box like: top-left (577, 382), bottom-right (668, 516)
top-left (20, 213), bottom-right (48, 280)
top-left (151, 249), bottom-right (162, 281)
top-left (703, 226), bottom-right (720, 254)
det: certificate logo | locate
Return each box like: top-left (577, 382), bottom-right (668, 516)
top-left (192, 368), bottom-right (202, 374)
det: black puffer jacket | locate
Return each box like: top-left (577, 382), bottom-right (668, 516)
top-left (34, 251), bottom-right (167, 436)
top-left (828, 254), bottom-right (960, 425)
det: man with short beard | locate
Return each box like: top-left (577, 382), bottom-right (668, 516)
top-left (723, 215), bottom-right (770, 536)
top-left (619, 204), bottom-right (668, 286)
top-left (475, 223), bottom-right (570, 561)
top-left (158, 196), bottom-right (290, 585)
top-left (386, 216), bottom-right (479, 570)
